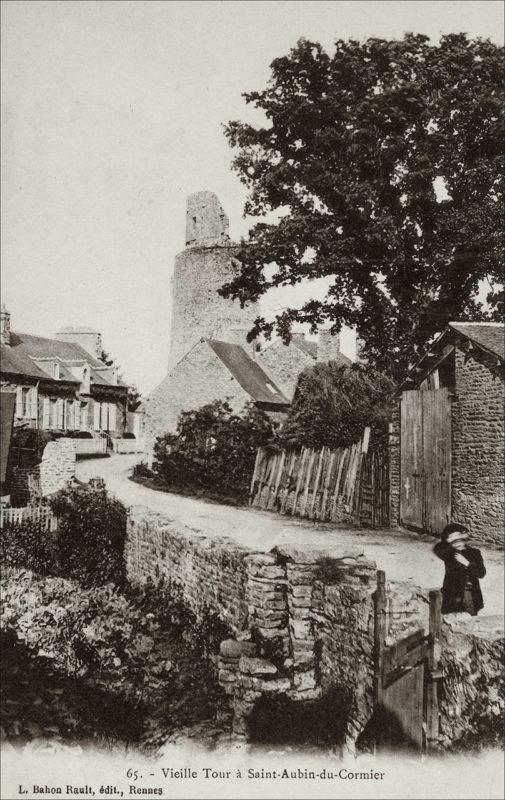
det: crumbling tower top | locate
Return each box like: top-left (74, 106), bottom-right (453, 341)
top-left (185, 191), bottom-right (230, 248)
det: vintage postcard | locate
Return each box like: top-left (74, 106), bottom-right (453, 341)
top-left (1, 1), bottom-right (503, 799)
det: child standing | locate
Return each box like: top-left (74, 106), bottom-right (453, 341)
top-left (433, 523), bottom-right (486, 615)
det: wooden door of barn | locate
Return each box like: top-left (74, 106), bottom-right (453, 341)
top-left (373, 572), bottom-right (442, 753)
top-left (400, 388), bottom-right (451, 535)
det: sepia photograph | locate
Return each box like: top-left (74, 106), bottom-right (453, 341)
top-left (1, 1), bottom-right (504, 798)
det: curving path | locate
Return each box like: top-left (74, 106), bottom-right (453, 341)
top-left (76, 454), bottom-right (504, 617)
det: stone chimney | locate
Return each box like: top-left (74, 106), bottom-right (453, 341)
top-left (290, 332), bottom-right (307, 348)
top-left (185, 191), bottom-right (230, 248)
top-left (0, 304), bottom-right (11, 346)
top-left (56, 326), bottom-right (103, 360)
top-left (317, 327), bottom-right (341, 362)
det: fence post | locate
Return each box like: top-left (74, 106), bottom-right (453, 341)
top-left (426, 589), bottom-right (442, 753)
top-left (374, 570), bottom-right (387, 708)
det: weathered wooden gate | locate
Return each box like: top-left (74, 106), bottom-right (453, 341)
top-left (400, 388), bottom-right (451, 535)
top-left (374, 571), bottom-right (442, 753)
top-left (357, 448), bottom-right (390, 527)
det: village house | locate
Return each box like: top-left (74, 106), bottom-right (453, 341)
top-left (390, 321), bottom-right (504, 545)
top-left (0, 304), bottom-right (129, 438)
top-left (257, 328), bottom-right (351, 400)
top-left (144, 191), bottom-right (346, 458)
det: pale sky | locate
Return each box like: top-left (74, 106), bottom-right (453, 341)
top-left (2, 1), bottom-right (503, 393)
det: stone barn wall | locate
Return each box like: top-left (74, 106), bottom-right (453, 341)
top-left (143, 340), bottom-right (251, 458)
top-left (451, 348), bottom-right (505, 545)
top-left (124, 508), bottom-right (504, 750)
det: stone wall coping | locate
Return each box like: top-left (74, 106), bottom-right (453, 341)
top-left (128, 505), bottom-right (255, 555)
top-left (271, 544), bottom-right (368, 563)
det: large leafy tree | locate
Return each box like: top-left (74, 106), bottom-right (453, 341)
top-left (223, 34), bottom-right (504, 377)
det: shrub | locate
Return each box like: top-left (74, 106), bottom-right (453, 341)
top-left (280, 362), bottom-right (395, 450)
top-left (1, 569), bottom-right (231, 714)
top-left (153, 400), bottom-right (276, 501)
top-left (1, 569), bottom-right (176, 707)
top-left (9, 428), bottom-right (60, 462)
top-left (132, 461), bottom-right (152, 479)
top-left (49, 484), bottom-right (128, 587)
top-left (0, 520), bottom-right (57, 575)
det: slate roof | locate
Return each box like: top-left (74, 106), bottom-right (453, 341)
top-left (11, 332), bottom-right (103, 367)
top-left (398, 321), bottom-right (504, 390)
top-left (207, 340), bottom-right (290, 406)
top-left (449, 322), bottom-right (504, 360)
top-left (1, 332), bottom-right (127, 390)
top-left (292, 337), bottom-right (318, 358)
top-left (0, 344), bottom-right (52, 381)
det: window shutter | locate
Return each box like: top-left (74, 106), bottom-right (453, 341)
top-left (93, 402), bottom-right (101, 430)
top-left (66, 400), bottom-right (73, 430)
top-left (16, 387), bottom-right (23, 417)
top-left (29, 387), bottom-right (38, 420)
top-left (108, 402), bottom-right (116, 432)
top-left (57, 398), bottom-right (65, 429)
top-left (42, 397), bottom-right (50, 429)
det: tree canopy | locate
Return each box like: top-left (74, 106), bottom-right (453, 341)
top-left (281, 362), bottom-right (395, 450)
top-left (222, 33), bottom-right (504, 377)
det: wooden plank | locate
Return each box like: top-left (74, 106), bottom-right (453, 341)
top-left (347, 442), bottom-right (361, 506)
top-left (265, 453), bottom-right (280, 509)
top-left (400, 390), bottom-right (424, 529)
top-left (349, 439), bottom-right (364, 511)
top-left (280, 451), bottom-right (297, 514)
top-left (382, 662), bottom-right (425, 751)
top-left (270, 450), bottom-right (286, 509)
top-left (249, 447), bottom-right (263, 504)
top-left (259, 451), bottom-right (276, 508)
top-left (309, 447), bottom-right (325, 518)
top-left (330, 448), bottom-right (347, 519)
top-left (320, 450), bottom-right (336, 521)
top-left (252, 448), bottom-right (269, 507)
top-left (290, 447), bottom-right (307, 516)
top-left (300, 449), bottom-right (316, 517)
top-left (383, 640), bottom-right (429, 683)
top-left (422, 388), bottom-right (451, 535)
top-left (426, 590), bottom-right (443, 753)
top-left (374, 570), bottom-right (387, 706)
top-left (362, 426), bottom-right (371, 453)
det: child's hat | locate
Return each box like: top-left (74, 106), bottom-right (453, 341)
top-left (442, 522), bottom-right (469, 543)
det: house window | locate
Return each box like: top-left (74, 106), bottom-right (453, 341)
top-left (80, 401), bottom-right (88, 430)
top-left (21, 387), bottom-right (30, 417)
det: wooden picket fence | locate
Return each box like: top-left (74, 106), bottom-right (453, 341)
top-left (250, 428), bottom-right (367, 521)
top-left (0, 505), bottom-right (58, 531)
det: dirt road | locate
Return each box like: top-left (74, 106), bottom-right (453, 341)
top-left (77, 454), bottom-right (504, 616)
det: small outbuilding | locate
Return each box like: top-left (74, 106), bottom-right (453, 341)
top-left (390, 322), bottom-right (504, 545)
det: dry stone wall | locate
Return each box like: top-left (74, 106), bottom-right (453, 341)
top-left (39, 438), bottom-right (76, 497)
top-left (125, 508), bottom-right (504, 749)
top-left (452, 348), bottom-right (504, 544)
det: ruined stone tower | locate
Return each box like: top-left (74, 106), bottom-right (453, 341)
top-left (168, 191), bottom-right (258, 369)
